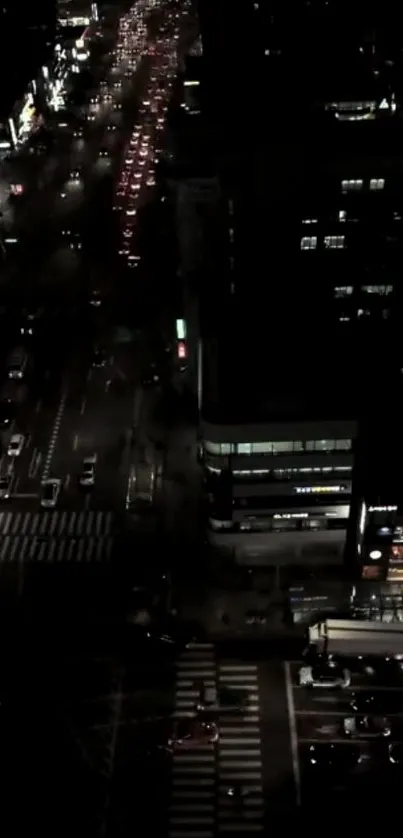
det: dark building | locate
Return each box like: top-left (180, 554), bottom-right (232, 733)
top-left (0, 0), bottom-right (56, 119)
top-left (167, 2), bottom-right (403, 572)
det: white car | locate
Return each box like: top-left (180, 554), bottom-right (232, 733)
top-left (7, 434), bottom-right (24, 457)
top-left (79, 454), bottom-right (97, 487)
top-left (41, 478), bottom-right (61, 508)
top-left (298, 664), bottom-right (351, 689)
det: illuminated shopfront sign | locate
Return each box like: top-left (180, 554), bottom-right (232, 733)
top-left (295, 485), bottom-right (348, 494)
top-left (59, 15), bottom-right (90, 26)
top-left (368, 505), bottom-right (398, 512)
top-left (47, 78), bottom-right (66, 111)
top-left (16, 92), bottom-right (42, 139)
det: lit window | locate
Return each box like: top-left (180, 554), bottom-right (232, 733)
top-left (272, 441), bottom-right (294, 454)
top-left (237, 443), bottom-right (252, 455)
top-left (370, 178), bottom-right (385, 191)
top-left (301, 236), bottom-right (317, 250)
top-left (341, 179), bottom-right (363, 192)
top-left (338, 210), bottom-right (347, 222)
top-left (324, 235), bottom-right (345, 249)
top-left (251, 442), bottom-right (273, 454)
top-left (204, 441), bottom-right (232, 455)
top-left (361, 285), bottom-right (393, 295)
top-left (334, 286), bottom-right (353, 297)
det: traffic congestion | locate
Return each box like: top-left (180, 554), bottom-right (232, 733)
top-left (0, 0), bottom-right (187, 565)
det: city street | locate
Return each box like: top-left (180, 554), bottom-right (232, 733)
top-left (0, 0), bottom-right (193, 571)
top-left (0, 2), bottom-right (213, 837)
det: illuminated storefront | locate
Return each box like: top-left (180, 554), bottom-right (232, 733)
top-left (355, 502), bottom-right (403, 582)
top-left (57, 1), bottom-right (98, 28)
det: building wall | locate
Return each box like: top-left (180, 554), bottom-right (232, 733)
top-left (201, 418), bottom-right (357, 564)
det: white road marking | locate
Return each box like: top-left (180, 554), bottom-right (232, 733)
top-left (35, 400), bottom-right (41, 413)
top-left (80, 397), bottom-right (86, 415)
top-left (73, 434), bottom-right (79, 450)
top-left (42, 390), bottom-right (67, 481)
top-left (284, 661), bottom-right (301, 807)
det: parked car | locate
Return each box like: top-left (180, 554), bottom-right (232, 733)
top-left (299, 663), bottom-right (351, 689)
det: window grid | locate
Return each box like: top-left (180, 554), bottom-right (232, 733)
top-left (361, 284), bottom-right (393, 295)
top-left (204, 440), bottom-right (353, 456)
top-left (341, 179), bottom-right (363, 193)
top-left (324, 235), bottom-right (346, 249)
top-left (300, 236), bottom-right (317, 250)
top-left (370, 178), bottom-right (385, 191)
top-left (334, 286), bottom-right (353, 297)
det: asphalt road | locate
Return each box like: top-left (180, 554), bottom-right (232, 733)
top-left (0, 4), bottom-right (205, 837)
top-left (287, 658), bottom-right (403, 813)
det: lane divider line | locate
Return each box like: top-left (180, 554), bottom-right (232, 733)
top-left (42, 390), bottom-right (67, 481)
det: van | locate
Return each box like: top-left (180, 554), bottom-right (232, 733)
top-left (6, 347), bottom-right (28, 380)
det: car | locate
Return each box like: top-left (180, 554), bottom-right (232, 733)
top-left (142, 364), bottom-right (160, 388)
top-left (0, 401), bottom-right (16, 429)
top-left (69, 169), bottom-right (81, 180)
top-left (168, 719), bottom-right (218, 751)
top-left (62, 229), bottom-right (82, 250)
top-left (90, 290), bottom-right (102, 307)
top-left (7, 434), bottom-right (24, 457)
top-left (20, 311), bottom-right (38, 336)
top-left (359, 657), bottom-right (403, 684)
top-left (342, 715), bottom-right (391, 739)
top-left (106, 123), bottom-right (116, 131)
top-left (73, 126), bottom-right (84, 138)
top-left (307, 742), bottom-right (362, 771)
top-left (0, 466), bottom-right (13, 500)
top-left (350, 691), bottom-right (402, 715)
top-left (113, 103), bottom-right (123, 111)
top-left (388, 743), bottom-right (403, 765)
top-left (298, 663), bottom-right (351, 689)
top-left (79, 454), bottom-right (97, 487)
top-left (99, 149), bottom-right (110, 159)
top-left (41, 478), bottom-right (61, 508)
top-left (92, 348), bottom-right (106, 367)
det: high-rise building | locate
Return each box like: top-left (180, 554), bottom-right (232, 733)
top-left (176, 1), bottom-right (403, 571)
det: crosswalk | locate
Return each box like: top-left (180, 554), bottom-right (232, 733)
top-left (169, 643), bottom-right (265, 838)
top-left (0, 510), bottom-right (114, 538)
top-left (0, 511), bottom-right (115, 563)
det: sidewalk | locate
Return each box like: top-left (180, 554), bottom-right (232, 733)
top-left (175, 582), bottom-right (303, 645)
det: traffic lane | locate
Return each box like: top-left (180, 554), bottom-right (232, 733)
top-left (257, 661), bottom-right (297, 810)
top-left (67, 682), bottom-right (173, 733)
top-left (76, 377), bottom-right (136, 509)
top-left (39, 357), bottom-right (93, 489)
top-left (288, 660), bottom-right (403, 689)
top-left (48, 356), bottom-right (134, 508)
top-left (11, 144), bottom-right (84, 234)
top-left (297, 742), bottom-right (400, 807)
top-left (8, 366), bottom-right (67, 494)
top-left (296, 711), bottom-right (403, 742)
top-left (293, 684), bottom-right (403, 713)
